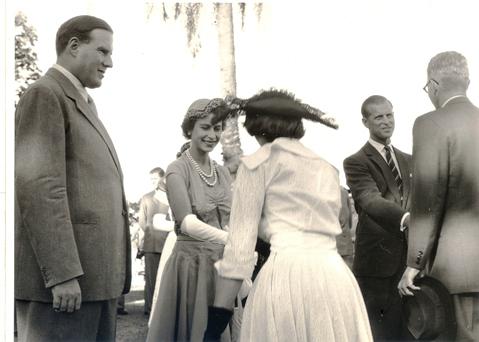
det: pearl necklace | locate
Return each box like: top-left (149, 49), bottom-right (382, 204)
top-left (185, 149), bottom-right (218, 187)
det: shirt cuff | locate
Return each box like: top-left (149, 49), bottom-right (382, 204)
top-left (400, 212), bottom-right (410, 232)
top-left (215, 256), bottom-right (256, 280)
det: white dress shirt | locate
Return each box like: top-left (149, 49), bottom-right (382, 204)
top-left (52, 64), bottom-right (89, 102)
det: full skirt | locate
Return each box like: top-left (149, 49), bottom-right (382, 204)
top-left (240, 248), bottom-right (372, 342)
top-left (146, 239), bottom-right (230, 342)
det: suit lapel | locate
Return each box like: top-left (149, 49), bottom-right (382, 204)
top-left (363, 142), bottom-right (402, 203)
top-left (47, 68), bottom-right (123, 179)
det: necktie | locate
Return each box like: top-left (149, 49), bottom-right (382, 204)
top-left (384, 145), bottom-right (403, 194)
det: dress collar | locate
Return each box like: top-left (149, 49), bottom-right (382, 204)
top-left (242, 138), bottom-right (319, 170)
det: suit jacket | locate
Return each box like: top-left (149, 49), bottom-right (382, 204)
top-left (15, 67), bottom-right (131, 302)
top-left (408, 96), bottom-right (479, 294)
top-left (139, 191), bottom-right (170, 253)
top-left (344, 142), bottom-right (411, 278)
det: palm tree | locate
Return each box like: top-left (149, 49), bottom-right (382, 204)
top-left (150, 2), bottom-right (263, 176)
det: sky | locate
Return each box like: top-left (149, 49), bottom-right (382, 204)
top-left (9, 0), bottom-right (479, 201)
top-left (3, 0), bottom-right (479, 339)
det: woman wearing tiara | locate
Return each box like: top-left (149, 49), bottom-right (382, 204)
top-left (147, 99), bottom-right (233, 342)
top-left (204, 90), bottom-right (372, 342)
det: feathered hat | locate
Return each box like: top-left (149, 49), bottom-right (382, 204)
top-left (224, 89), bottom-right (338, 129)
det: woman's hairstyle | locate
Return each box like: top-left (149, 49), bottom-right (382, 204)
top-left (243, 113), bottom-right (305, 142)
top-left (181, 98), bottom-right (230, 139)
top-left (176, 141), bottom-right (191, 159)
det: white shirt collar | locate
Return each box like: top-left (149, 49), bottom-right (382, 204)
top-left (368, 138), bottom-right (392, 154)
top-left (441, 95), bottom-right (466, 108)
top-left (52, 64), bottom-right (89, 102)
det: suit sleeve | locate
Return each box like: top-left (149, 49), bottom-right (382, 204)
top-left (343, 155), bottom-right (405, 235)
top-left (139, 197), bottom-right (148, 231)
top-left (15, 84), bottom-right (83, 288)
top-left (407, 116), bottom-right (448, 269)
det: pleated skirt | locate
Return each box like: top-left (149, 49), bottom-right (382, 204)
top-left (147, 239), bottom-right (230, 342)
top-left (240, 248), bottom-right (373, 342)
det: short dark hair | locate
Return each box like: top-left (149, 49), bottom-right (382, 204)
top-left (181, 103), bottom-right (229, 139)
top-left (56, 15), bottom-right (113, 56)
top-left (361, 95), bottom-right (392, 118)
top-left (243, 113), bottom-right (305, 142)
top-left (149, 167), bottom-right (165, 177)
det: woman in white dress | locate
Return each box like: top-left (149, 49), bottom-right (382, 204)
top-left (204, 90), bottom-right (372, 342)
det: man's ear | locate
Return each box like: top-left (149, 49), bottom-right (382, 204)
top-left (362, 117), bottom-right (369, 129)
top-left (66, 37), bottom-right (81, 56)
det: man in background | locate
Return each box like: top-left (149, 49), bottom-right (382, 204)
top-left (139, 167), bottom-right (171, 316)
top-left (15, 15), bottom-right (131, 341)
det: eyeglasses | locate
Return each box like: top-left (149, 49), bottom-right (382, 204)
top-left (423, 79), bottom-right (439, 94)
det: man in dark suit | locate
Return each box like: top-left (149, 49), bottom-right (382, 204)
top-left (398, 51), bottom-right (479, 341)
top-left (15, 15), bottom-right (131, 341)
top-left (344, 95), bottom-right (411, 341)
top-left (139, 167), bottom-right (171, 315)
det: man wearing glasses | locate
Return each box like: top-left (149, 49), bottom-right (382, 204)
top-left (399, 51), bottom-right (479, 341)
top-left (344, 95), bottom-right (411, 340)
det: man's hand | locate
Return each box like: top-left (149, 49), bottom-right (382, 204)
top-left (51, 278), bottom-right (82, 313)
top-left (398, 266), bottom-right (421, 297)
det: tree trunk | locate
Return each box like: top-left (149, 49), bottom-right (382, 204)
top-left (216, 3), bottom-right (243, 176)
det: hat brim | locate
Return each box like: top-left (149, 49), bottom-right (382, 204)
top-left (403, 276), bottom-right (456, 340)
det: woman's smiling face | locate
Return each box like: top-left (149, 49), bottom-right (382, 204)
top-left (189, 113), bottom-right (223, 154)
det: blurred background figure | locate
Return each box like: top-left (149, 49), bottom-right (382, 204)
top-left (139, 167), bottom-right (171, 316)
top-left (337, 186), bottom-right (354, 269)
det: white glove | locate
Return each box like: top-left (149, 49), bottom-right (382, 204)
top-left (239, 278), bottom-right (253, 300)
top-left (153, 214), bottom-right (174, 232)
top-left (180, 214), bottom-right (228, 244)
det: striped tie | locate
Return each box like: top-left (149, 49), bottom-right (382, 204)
top-left (384, 145), bottom-right (403, 194)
